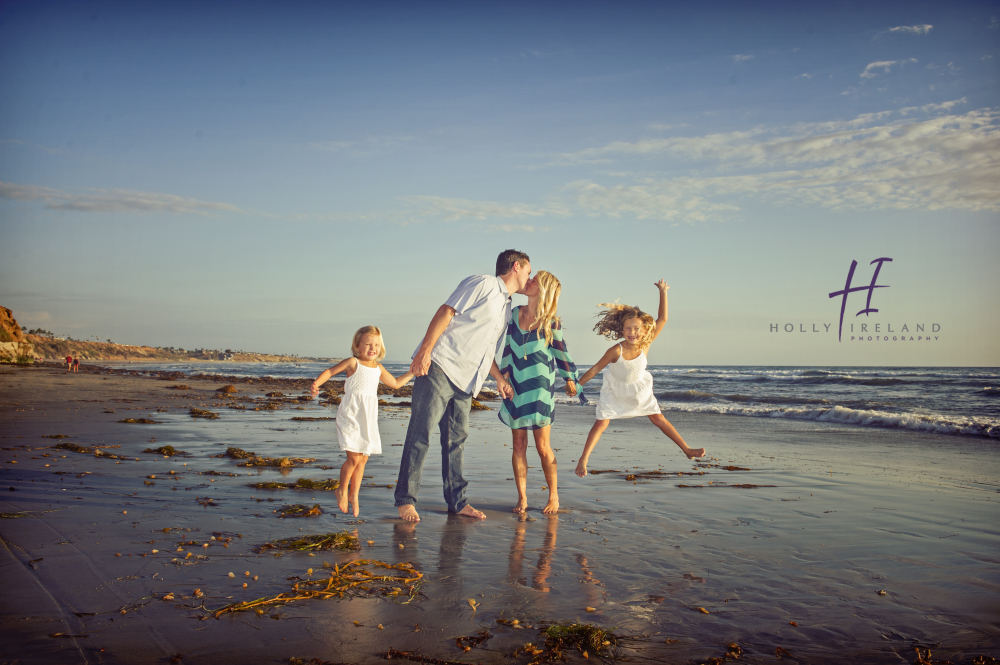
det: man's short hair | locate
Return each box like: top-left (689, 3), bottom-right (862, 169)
top-left (496, 249), bottom-right (530, 277)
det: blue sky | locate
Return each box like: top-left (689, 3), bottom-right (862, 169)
top-left (1, 1), bottom-right (997, 366)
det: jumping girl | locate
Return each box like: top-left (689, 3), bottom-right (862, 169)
top-left (574, 280), bottom-right (705, 477)
top-left (310, 326), bottom-right (413, 516)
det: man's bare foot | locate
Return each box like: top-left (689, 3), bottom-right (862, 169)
top-left (398, 505), bottom-right (420, 522)
top-left (542, 495), bottom-right (560, 515)
top-left (350, 493), bottom-right (360, 517)
top-left (456, 504), bottom-right (486, 519)
top-left (575, 460), bottom-right (588, 477)
top-left (335, 486), bottom-right (349, 514)
top-left (684, 447), bottom-right (706, 459)
top-left (512, 498), bottom-right (528, 514)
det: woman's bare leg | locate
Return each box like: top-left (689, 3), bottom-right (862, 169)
top-left (648, 414), bottom-right (705, 458)
top-left (511, 430), bottom-right (529, 513)
top-left (533, 426), bottom-right (560, 514)
top-left (575, 420), bottom-right (610, 477)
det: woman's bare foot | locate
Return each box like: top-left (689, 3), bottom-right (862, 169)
top-left (350, 493), bottom-right (360, 517)
top-left (456, 504), bottom-right (486, 519)
top-left (512, 498), bottom-right (528, 514)
top-left (398, 505), bottom-right (420, 522)
top-left (575, 460), bottom-right (588, 477)
top-left (684, 447), bottom-right (706, 459)
top-left (542, 495), bottom-right (560, 515)
top-left (335, 486), bottom-right (349, 514)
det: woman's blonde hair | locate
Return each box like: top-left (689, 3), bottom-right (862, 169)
top-left (351, 326), bottom-right (386, 362)
top-left (530, 270), bottom-right (562, 347)
top-left (593, 303), bottom-right (656, 350)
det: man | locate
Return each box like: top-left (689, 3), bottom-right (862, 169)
top-left (394, 250), bottom-right (530, 522)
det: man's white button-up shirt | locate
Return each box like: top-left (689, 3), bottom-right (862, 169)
top-left (416, 275), bottom-right (512, 396)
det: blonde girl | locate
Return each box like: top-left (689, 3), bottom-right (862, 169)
top-left (498, 270), bottom-right (579, 515)
top-left (574, 280), bottom-right (705, 477)
top-left (310, 326), bottom-right (413, 516)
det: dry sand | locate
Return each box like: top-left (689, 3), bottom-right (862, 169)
top-left (1, 363), bottom-right (998, 664)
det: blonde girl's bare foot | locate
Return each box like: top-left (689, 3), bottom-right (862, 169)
top-left (350, 494), bottom-right (360, 517)
top-left (456, 505), bottom-right (486, 519)
top-left (684, 447), bottom-right (706, 459)
top-left (542, 495), bottom-right (560, 515)
top-left (512, 499), bottom-right (528, 514)
top-left (575, 460), bottom-right (588, 477)
top-left (398, 505), bottom-right (420, 522)
top-left (335, 486), bottom-right (349, 514)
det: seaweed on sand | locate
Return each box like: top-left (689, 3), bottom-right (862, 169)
top-left (224, 447), bottom-right (315, 467)
top-left (276, 504), bottom-right (323, 518)
top-left (383, 650), bottom-right (467, 664)
top-left (119, 418), bottom-right (163, 424)
top-left (142, 445), bottom-right (190, 457)
top-left (189, 408), bottom-right (219, 419)
top-left (210, 560), bottom-right (423, 617)
top-left (254, 531), bottom-right (359, 553)
top-left (513, 622), bottom-right (619, 664)
top-left (249, 478), bottom-right (340, 491)
top-left (290, 417), bottom-right (336, 421)
top-left (216, 385), bottom-right (238, 393)
top-left (470, 399), bottom-right (490, 411)
top-left (53, 442), bottom-right (127, 460)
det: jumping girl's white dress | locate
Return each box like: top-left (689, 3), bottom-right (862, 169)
top-left (595, 343), bottom-right (661, 420)
top-left (335, 361), bottom-right (382, 455)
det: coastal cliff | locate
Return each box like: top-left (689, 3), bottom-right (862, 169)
top-left (0, 308), bottom-right (34, 362)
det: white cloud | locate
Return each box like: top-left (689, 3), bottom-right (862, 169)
top-left (860, 58), bottom-right (917, 79)
top-left (883, 24), bottom-right (933, 36)
top-left (399, 195), bottom-right (565, 222)
top-left (0, 182), bottom-right (243, 215)
top-left (481, 224), bottom-right (549, 233)
top-left (795, 73), bottom-right (812, 79)
top-left (732, 54), bottom-right (754, 63)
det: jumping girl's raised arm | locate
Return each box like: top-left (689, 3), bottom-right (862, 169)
top-left (310, 357), bottom-right (357, 397)
top-left (649, 279), bottom-right (669, 344)
top-left (378, 365), bottom-right (415, 390)
top-left (576, 345), bottom-right (622, 387)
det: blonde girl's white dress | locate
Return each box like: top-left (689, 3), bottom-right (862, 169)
top-left (335, 361), bottom-right (382, 455)
top-left (595, 343), bottom-right (661, 420)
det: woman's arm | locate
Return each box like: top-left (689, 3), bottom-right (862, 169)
top-left (649, 279), bottom-right (669, 343)
top-left (310, 358), bottom-right (355, 396)
top-left (378, 365), bottom-right (415, 390)
top-left (576, 345), bottom-right (621, 386)
top-left (549, 323), bottom-right (579, 395)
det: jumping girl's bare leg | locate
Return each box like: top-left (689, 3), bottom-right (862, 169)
top-left (336, 453), bottom-right (359, 514)
top-left (648, 414), bottom-right (706, 458)
top-left (348, 453), bottom-right (368, 517)
top-left (511, 430), bottom-right (529, 513)
top-left (533, 426), bottom-right (559, 514)
top-left (575, 419), bottom-right (610, 477)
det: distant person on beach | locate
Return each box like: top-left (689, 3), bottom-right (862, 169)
top-left (310, 326), bottom-right (414, 517)
top-left (65, 355), bottom-right (72, 370)
top-left (574, 280), bottom-right (705, 476)
top-left (72, 357), bottom-right (80, 373)
top-left (498, 270), bottom-right (578, 515)
top-left (394, 249), bottom-right (529, 522)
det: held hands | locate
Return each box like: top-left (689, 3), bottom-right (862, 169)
top-left (497, 375), bottom-right (515, 400)
top-left (310, 381), bottom-right (321, 398)
top-left (565, 380), bottom-right (577, 397)
top-left (655, 279), bottom-right (669, 292)
top-left (410, 348), bottom-right (432, 377)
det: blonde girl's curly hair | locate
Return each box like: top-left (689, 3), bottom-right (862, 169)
top-left (351, 326), bottom-right (386, 362)
top-left (593, 303), bottom-right (656, 350)
top-left (530, 270), bottom-right (562, 347)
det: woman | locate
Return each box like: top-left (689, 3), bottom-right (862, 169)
top-left (499, 270), bottom-right (578, 515)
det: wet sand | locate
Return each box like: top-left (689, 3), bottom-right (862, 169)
top-left (1, 364), bottom-right (998, 664)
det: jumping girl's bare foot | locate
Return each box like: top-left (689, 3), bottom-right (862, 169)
top-left (684, 447), bottom-right (706, 459)
top-left (398, 505), bottom-right (420, 522)
top-left (575, 460), bottom-right (588, 477)
top-left (512, 499), bottom-right (528, 513)
top-left (350, 493), bottom-right (360, 517)
top-left (335, 486), bottom-right (349, 514)
top-left (542, 496), bottom-right (560, 515)
top-left (456, 505), bottom-right (486, 519)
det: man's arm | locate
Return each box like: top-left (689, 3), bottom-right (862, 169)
top-left (410, 304), bottom-right (456, 376)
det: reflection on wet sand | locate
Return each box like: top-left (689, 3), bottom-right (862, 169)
top-left (509, 515), bottom-right (559, 592)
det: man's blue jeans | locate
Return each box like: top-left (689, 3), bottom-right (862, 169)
top-left (394, 362), bottom-right (472, 513)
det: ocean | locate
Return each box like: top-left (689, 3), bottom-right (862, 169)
top-left (100, 362), bottom-right (999, 439)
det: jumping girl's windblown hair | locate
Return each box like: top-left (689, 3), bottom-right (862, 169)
top-left (351, 326), bottom-right (386, 362)
top-left (592, 303), bottom-right (656, 350)
top-left (530, 270), bottom-right (562, 347)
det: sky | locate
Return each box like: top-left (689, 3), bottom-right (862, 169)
top-left (1, 0), bottom-right (998, 366)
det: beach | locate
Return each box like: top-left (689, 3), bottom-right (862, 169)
top-left (1, 363), bottom-right (998, 664)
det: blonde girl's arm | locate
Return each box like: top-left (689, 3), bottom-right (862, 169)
top-left (649, 279), bottom-right (669, 343)
top-left (378, 365), bottom-right (415, 390)
top-left (575, 345), bottom-right (621, 386)
top-left (310, 358), bottom-right (356, 396)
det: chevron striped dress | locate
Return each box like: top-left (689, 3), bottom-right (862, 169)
top-left (499, 306), bottom-right (579, 430)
